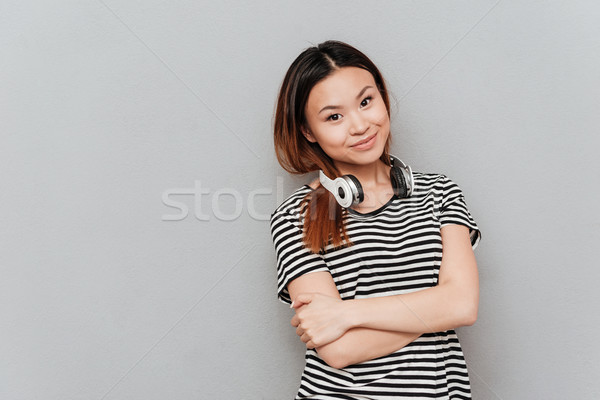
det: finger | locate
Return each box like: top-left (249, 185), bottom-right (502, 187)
top-left (290, 315), bottom-right (299, 327)
top-left (291, 293), bottom-right (313, 309)
top-left (296, 326), bottom-right (304, 336)
top-left (300, 332), bottom-right (310, 344)
top-left (306, 340), bottom-right (315, 349)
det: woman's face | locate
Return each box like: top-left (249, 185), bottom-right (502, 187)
top-left (302, 66), bottom-right (390, 170)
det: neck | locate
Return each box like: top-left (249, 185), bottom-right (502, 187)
top-left (334, 158), bottom-right (390, 189)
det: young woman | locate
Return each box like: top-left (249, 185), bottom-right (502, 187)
top-left (269, 40), bottom-right (481, 399)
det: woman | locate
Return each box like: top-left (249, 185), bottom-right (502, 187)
top-left (269, 40), bottom-right (481, 399)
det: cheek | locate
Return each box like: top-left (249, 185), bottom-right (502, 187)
top-left (373, 105), bottom-right (390, 126)
top-left (317, 127), bottom-right (346, 147)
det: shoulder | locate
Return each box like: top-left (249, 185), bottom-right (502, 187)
top-left (269, 185), bottom-right (314, 244)
top-left (410, 172), bottom-right (471, 202)
top-left (412, 172), bottom-right (450, 192)
top-left (270, 184), bottom-right (313, 223)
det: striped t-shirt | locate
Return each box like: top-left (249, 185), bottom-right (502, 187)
top-left (269, 172), bottom-right (482, 399)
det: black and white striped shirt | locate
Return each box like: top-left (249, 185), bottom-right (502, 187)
top-left (270, 172), bottom-right (482, 399)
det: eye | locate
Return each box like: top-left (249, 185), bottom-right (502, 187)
top-left (360, 96), bottom-right (373, 107)
top-left (326, 113), bottom-right (341, 122)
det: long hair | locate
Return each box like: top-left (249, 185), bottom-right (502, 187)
top-left (273, 40), bottom-right (392, 253)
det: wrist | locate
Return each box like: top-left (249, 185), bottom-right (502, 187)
top-left (342, 298), bottom-right (362, 330)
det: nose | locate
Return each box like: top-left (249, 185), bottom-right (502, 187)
top-left (348, 111), bottom-right (369, 136)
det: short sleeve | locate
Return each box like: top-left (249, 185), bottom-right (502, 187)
top-left (436, 175), bottom-right (482, 250)
top-left (269, 210), bottom-right (330, 305)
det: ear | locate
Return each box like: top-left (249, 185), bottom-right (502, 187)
top-left (301, 126), bottom-right (317, 143)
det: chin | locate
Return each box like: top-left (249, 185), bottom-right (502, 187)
top-left (347, 150), bottom-right (385, 166)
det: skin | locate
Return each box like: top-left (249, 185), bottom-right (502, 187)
top-left (287, 67), bottom-right (480, 369)
top-left (302, 66), bottom-right (396, 213)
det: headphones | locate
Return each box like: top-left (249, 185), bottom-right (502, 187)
top-left (318, 155), bottom-right (414, 208)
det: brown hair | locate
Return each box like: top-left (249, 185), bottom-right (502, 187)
top-left (273, 40), bottom-right (392, 253)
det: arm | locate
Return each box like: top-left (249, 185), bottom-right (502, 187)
top-left (288, 271), bottom-right (422, 369)
top-left (347, 224), bottom-right (479, 332)
top-left (293, 225), bottom-right (479, 347)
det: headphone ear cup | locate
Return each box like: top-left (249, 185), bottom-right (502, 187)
top-left (319, 171), bottom-right (363, 208)
top-left (390, 164), bottom-right (408, 198)
top-left (345, 175), bottom-right (364, 205)
top-left (334, 179), bottom-right (354, 208)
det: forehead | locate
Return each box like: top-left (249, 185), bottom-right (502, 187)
top-left (306, 67), bottom-right (376, 107)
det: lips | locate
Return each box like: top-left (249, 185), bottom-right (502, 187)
top-left (351, 133), bottom-right (377, 148)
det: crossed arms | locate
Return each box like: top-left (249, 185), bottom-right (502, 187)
top-left (287, 224), bottom-right (479, 369)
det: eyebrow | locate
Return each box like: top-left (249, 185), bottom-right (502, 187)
top-left (318, 85), bottom-right (374, 114)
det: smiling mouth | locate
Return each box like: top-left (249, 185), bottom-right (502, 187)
top-left (351, 133), bottom-right (377, 147)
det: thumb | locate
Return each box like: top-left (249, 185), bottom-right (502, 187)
top-left (290, 293), bottom-right (313, 309)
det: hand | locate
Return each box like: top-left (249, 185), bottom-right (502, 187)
top-left (290, 293), bottom-right (351, 349)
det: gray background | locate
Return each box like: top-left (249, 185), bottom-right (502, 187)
top-left (2, 1), bottom-right (599, 399)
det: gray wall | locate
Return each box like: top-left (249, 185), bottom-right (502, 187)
top-left (2, 1), bottom-right (599, 399)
